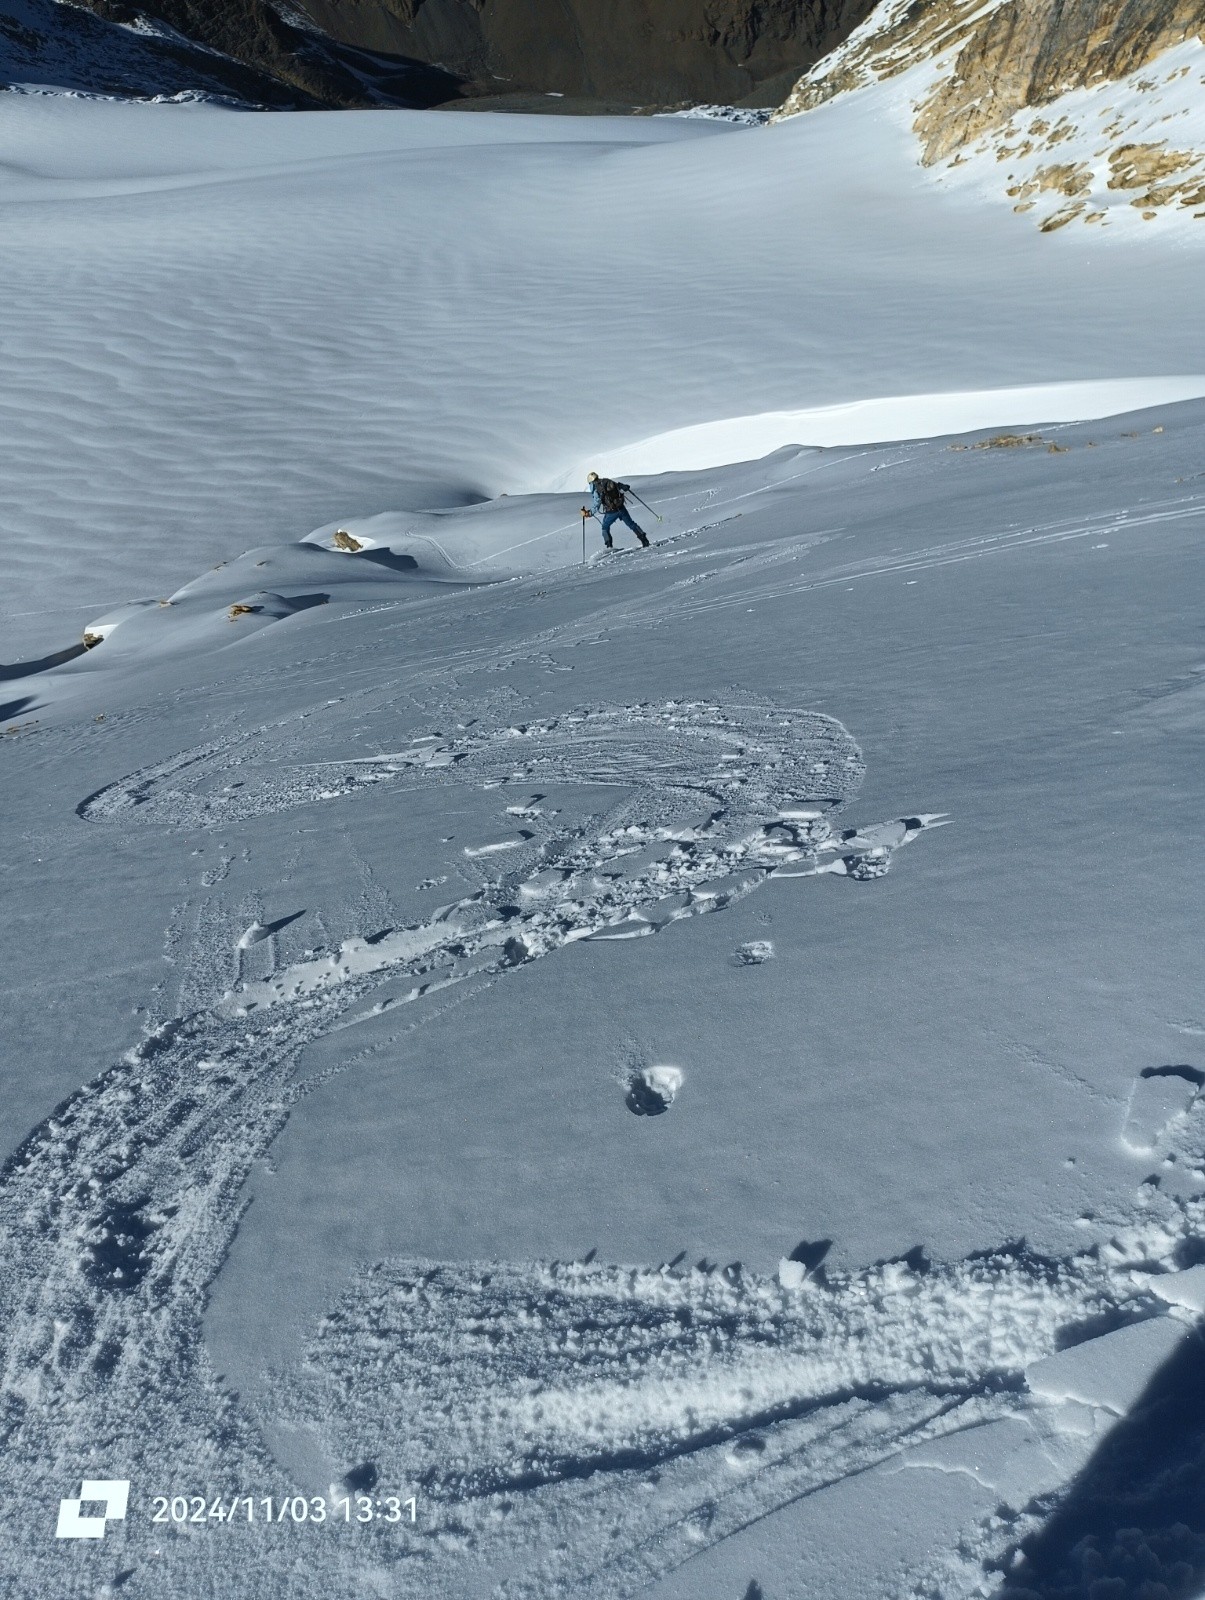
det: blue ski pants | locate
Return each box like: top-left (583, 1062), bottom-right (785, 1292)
top-left (600, 508), bottom-right (643, 541)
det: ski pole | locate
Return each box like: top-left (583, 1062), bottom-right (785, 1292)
top-left (627, 489), bottom-right (663, 523)
top-left (580, 507), bottom-right (589, 564)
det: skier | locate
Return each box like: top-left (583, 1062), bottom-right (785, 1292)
top-left (583, 471), bottom-right (649, 550)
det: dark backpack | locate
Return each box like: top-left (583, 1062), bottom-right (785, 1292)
top-left (599, 478), bottom-right (625, 513)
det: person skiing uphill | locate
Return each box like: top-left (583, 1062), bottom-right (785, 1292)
top-left (584, 472), bottom-right (649, 550)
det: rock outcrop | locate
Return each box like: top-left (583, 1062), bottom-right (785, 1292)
top-left (0, 0), bottom-right (359, 104)
top-left (776, 0), bottom-right (1205, 230)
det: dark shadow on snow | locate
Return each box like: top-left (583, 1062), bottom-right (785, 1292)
top-left (0, 695), bottom-right (41, 723)
top-left (0, 643), bottom-right (88, 681)
top-left (626, 1074), bottom-right (671, 1116)
top-left (254, 910), bottom-right (307, 940)
top-left (1176, 1237), bottom-right (1205, 1270)
top-left (788, 1238), bottom-right (833, 1274)
top-left (1141, 1064), bottom-right (1205, 1090)
top-left (996, 1323), bottom-right (1205, 1599)
top-left (340, 1461), bottom-right (379, 1493)
top-left (355, 549), bottom-right (419, 574)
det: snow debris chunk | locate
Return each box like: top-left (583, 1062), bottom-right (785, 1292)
top-left (735, 940), bottom-right (775, 965)
top-left (1149, 1263), bottom-right (1205, 1312)
top-left (626, 1064), bottom-right (684, 1116)
top-left (777, 1257), bottom-right (812, 1291)
top-left (1025, 1315), bottom-right (1189, 1414)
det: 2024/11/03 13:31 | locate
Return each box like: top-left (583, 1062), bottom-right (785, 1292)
top-left (149, 1493), bottom-right (418, 1526)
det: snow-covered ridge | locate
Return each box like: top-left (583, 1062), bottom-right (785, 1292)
top-left (22, 385), bottom-right (1190, 685)
top-left (555, 377), bottom-right (1205, 478)
top-left (775, 0), bottom-right (1205, 234)
top-left (938, 38), bottom-right (1205, 235)
top-left (663, 104), bottom-right (773, 125)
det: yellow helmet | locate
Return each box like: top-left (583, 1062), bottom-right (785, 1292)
top-left (587, 471), bottom-right (599, 482)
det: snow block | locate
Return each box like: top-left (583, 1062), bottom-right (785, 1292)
top-left (778, 1257), bottom-right (807, 1290)
top-left (1149, 1264), bottom-right (1205, 1313)
top-left (1026, 1316), bottom-right (1190, 1414)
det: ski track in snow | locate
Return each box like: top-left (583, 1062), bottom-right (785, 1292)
top-left (265, 1240), bottom-right (1174, 1597)
top-left (0, 695), bottom-right (899, 1592)
top-left (6, 690), bottom-right (1201, 1596)
top-left (77, 697), bottom-right (862, 832)
top-left (658, 493), bottom-right (1205, 622)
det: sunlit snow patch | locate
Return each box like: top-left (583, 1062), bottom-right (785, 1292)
top-left (557, 379), bottom-right (1205, 477)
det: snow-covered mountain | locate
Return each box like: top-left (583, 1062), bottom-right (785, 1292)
top-left (0, 0), bottom-right (461, 106)
top-left (777, 0), bottom-right (1205, 233)
top-left (1, 0), bottom-right (302, 103)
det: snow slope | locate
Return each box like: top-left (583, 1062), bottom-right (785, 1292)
top-left (1, 88), bottom-right (1204, 1600)
top-left (2, 87), bottom-right (1204, 660)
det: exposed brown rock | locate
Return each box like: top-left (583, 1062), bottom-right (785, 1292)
top-left (956, 432), bottom-right (1048, 447)
top-left (778, 0), bottom-right (1205, 164)
top-left (1037, 203), bottom-right (1085, 229)
top-left (1007, 160), bottom-right (1093, 200)
top-left (1109, 141), bottom-right (1205, 208)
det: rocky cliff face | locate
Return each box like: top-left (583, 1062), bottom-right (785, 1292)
top-left (776, 0), bottom-right (1205, 230)
top-left (0, 0), bottom-right (361, 104)
top-left (38, 0), bottom-right (462, 106)
top-left (293, 0), bottom-right (879, 108)
top-left (13, 0), bottom-right (878, 109)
